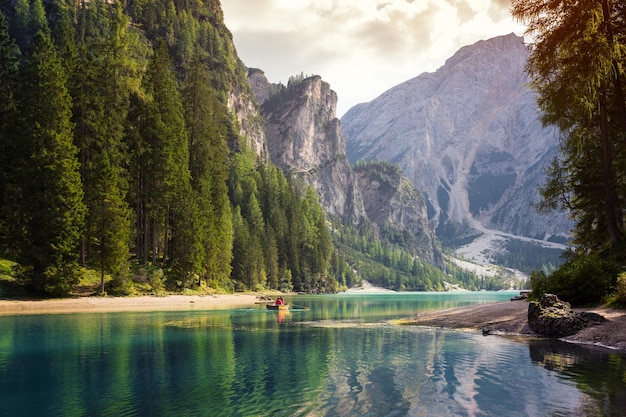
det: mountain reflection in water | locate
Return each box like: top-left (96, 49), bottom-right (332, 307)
top-left (0, 292), bottom-right (624, 417)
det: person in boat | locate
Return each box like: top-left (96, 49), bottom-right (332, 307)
top-left (275, 297), bottom-right (284, 305)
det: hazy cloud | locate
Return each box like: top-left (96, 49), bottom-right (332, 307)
top-left (452, 0), bottom-right (477, 23)
top-left (222, 0), bottom-right (525, 116)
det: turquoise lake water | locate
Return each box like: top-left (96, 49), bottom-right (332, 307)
top-left (1, 291), bottom-right (625, 416)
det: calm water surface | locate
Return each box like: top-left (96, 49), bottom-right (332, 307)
top-left (1, 292), bottom-right (625, 416)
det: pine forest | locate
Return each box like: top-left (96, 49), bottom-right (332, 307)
top-left (0, 0), bottom-right (347, 295)
top-left (0, 0), bottom-right (472, 297)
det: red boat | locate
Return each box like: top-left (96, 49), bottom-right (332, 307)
top-left (266, 303), bottom-right (289, 310)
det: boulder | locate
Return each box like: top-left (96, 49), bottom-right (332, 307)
top-left (528, 294), bottom-right (607, 337)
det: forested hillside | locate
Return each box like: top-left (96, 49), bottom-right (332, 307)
top-left (0, 0), bottom-right (343, 295)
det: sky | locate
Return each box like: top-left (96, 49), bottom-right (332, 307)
top-left (221, 0), bottom-right (527, 117)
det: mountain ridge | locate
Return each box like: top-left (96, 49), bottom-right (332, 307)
top-left (248, 70), bottom-right (443, 265)
top-left (341, 33), bottom-right (572, 248)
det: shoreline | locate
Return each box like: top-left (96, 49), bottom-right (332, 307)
top-left (2, 294), bottom-right (625, 353)
top-left (0, 294), bottom-right (261, 315)
top-left (398, 300), bottom-right (626, 352)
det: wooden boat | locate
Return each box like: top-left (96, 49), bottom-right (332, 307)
top-left (266, 303), bottom-right (289, 310)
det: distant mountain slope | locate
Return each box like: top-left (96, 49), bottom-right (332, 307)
top-left (353, 161), bottom-right (442, 265)
top-left (248, 71), bottom-right (442, 265)
top-left (342, 33), bottom-right (573, 246)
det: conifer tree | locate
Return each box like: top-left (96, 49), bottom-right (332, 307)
top-left (231, 206), bottom-right (249, 289)
top-left (0, 11), bottom-right (21, 255)
top-left (90, 151), bottom-right (131, 293)
top-left (29, 0), bottom-right (45, 31)
top-left (53, 1), bottom-right (77, 82)
top-left (58, 0), bottom-right (140, 293)
top-left (13, 0), bottom-right (32, 50)
top-left (138, 40), bottom-right (193, 282)
top-left (181, 46), bottom-right (233, 289)
top-left (512, 0), bottom-right (626, 253)
top-left (11, 0), bottom-right (46, 51)
top-left (15, 26), bottom-right (85, 294)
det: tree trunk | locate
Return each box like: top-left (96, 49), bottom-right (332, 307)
top-left (143, 207), bottom-right (149, 265)
top-left (152, 218), bottom-right (158, 265)
top-left (99, 267), bottom-right (105, 294)
top-left (601, 0), bottom-right (626, 135)
top-left (136, 175), bottom-right (143, 262)
top-left (599, 95), bottom-right (623, 245)
top-left (31, 264), bottom-right (45, 293)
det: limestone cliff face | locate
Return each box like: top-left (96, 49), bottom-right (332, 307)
top-left (227, 85), bottom-right (267, 159)
top-left (225, 67), bottom-right (267, 158)
top-left (211, 18), bottom-right (266, 158)
top-left (262, 75), bottom-right (343, 172)
top-left (342, 33), bottom-right (573, 245)
top-left (354, 163), bottom-right (442, 264)
top-left (249, 70), bottom-right (442, 263)
top-left (248, 69), bottom-right (273, 105)
top-left (251, 72), bottom-right (367, 225)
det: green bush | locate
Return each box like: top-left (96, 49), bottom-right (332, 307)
top-left (536, 255), bottom-right (621, 306)
top-left (529, 270), bottom-right (548, 300)
top-left (108, 271), bottom-right (135, 296)
top-left (149, 268), bottom-right (165, 294)
top-left (0, 259), bottom-right (16, 277)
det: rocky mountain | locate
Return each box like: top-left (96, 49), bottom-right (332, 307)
top-left (353, 162), bottom-right (442, 264)
top-left (250, 71), bottom-right (367, 225)
top-left (227, 84), bottom-right (267, 159)
top-left (341, 33), bottom-right (573, 247)
top-left (248, 70), bottom-right (442, 264)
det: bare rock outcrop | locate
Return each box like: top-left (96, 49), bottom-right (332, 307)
top-left (354, 162), bottom-right (442, 264)
top-left (250, 72), bottom-right (367, 225)
top-left (248, 71), bottom-right (442, 263)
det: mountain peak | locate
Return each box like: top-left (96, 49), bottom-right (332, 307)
top-left (248, 70), bottom-right (442, 264)
top-left (342, 34), bottom-right (571, 246)
top-left (249, 71), bottom-right (367, 224)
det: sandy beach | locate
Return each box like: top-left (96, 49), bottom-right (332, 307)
top-left (0, 293), bottom-right (260, 315)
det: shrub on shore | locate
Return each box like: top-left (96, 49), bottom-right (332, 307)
top-left (529, 255), bottom-right (621, 306)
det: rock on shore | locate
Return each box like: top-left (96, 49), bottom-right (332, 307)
top-left (527, 294), bottom-right (607, 337)
top-left (398, 296), bottom-right (626, 352)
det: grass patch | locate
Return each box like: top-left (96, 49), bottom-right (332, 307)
top-left (0, 259), bottom-right (36, 298)
top-left (0, 259), bottom-right (15, 277)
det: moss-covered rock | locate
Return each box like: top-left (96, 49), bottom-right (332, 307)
top-left (528, 294), bottom-right (607, 337)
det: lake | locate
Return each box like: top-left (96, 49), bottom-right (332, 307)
top-left (1, 292), bottom-right (625, 416)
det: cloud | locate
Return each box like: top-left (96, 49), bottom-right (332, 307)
top-left (452, 0), bottom-right (478, 23)
top-left (222, 0), bottom-right (525, 116)
top-left (355, 2), bottom-right (441, 55)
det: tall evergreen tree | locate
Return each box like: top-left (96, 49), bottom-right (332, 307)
top-left (228, 148), bottom-right (266, 289)
top-left (513, 0), bottom-right (626, 253)
top-left (0, 11), bottom-right (21, 255)
top-left (69, 0), bottom-right (138, 293)
top-left (15, 26), bottom-right (85, 294)
top-left (13, 0), bottom-right (32, 50)
top-left (137, 40), bottom-right (193, 282)
top-left (12, 0), bottom-right (46, 51)
top-left (181, 46), bottom-right (233, 289)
